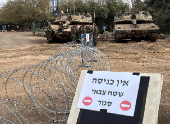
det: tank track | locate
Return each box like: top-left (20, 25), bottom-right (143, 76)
top-left (150, 33), bottom-right (159, 42)
top-left (115, 33), bottom-right (123, 43)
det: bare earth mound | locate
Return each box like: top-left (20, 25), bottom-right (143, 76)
top-left (0, 32), bottom-right (169, 123)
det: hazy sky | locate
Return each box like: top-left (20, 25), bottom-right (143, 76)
top-left (0, 0), bottom-right (8, 8)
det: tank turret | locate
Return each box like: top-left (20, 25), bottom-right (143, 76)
top-left (45, 13), bottom-right (93, 43)
top-left (113, 11), bottom-right (159, 43)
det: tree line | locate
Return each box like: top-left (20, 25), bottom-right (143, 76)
top-left (132, 0), bottom-right (170, 33)
top-left (0, 0), bottom-right (170, 33)
top-left (0, 0), bottom-right (53, 29)
top-left (0, 0), bottom-right (129, 32)
top-left (58, 0), bottom-right (130, 32)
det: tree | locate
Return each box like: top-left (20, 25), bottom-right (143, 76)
top-left (0, 0), bottom-right (131, 32)
top-left (131, 0), bottom-right (145, 12)
top-left (142, 0), bottom-right (170, 33)
top-left (0, 0), bottom-right (53, 28)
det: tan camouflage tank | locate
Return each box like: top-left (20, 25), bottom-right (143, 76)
top-left (113, 11), bottom-right (159, 43)
top-left (45, 13), bottom-right (93, 43)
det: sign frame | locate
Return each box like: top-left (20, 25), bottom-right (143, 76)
top-left (81, 33), bottom-right (94, 47)
top-left (67, 70), bottom-right (163, 124)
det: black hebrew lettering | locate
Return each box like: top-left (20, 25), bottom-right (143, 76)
top-left (109, 79), bottom-right (114, 85)
top-left (108, 91), bottom-right (124, 97)
top-left (106, 79), bottom-right (109, 84)
top-left (102, 90), bottom-right (106, 95)
top-left (117, 80), bottom-right (129, 87)
top-left (119, 92), bottom-right (124, 97)
top-left (104, 101), bottom-right (106, 106)
top-left (108, 91), bottom-right (112, 96)
top-left (122, 80), bottom-right (129, 86)
top-left (92, 89), bottom-right (98, 94)
top-left (102, 100), bottom-right (104, 105)
top-left (92, 78), bottom-right (129, 86)
top-left (99, 90), bottom-right (102, 94)
top-left (92, 89), bottom-right (106, 95)
top-left (117, 80), bottom-right (120, 87)
top-left (92, 78), bottom-right (97, 83)
top-left (107, 101), bottom-right (112, 107)
top-left (113, 92), bottom-right (117, 96)
top-left (98, 79), bottom-right (103, 84)
top-left (95, 90), bottom-right (98, 94)
top-left (98, 100), bottom-right (101, 105)
top-left (98, 100), bottom-right (112, 107)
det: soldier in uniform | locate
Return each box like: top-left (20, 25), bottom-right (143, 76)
top-left (58, 21), bottom-right (63, 33)
top-left (131, 14), bottom-right (137, 27)
top-left (79, 24), bottom-right (86, 39)
top-left (76, 24), bottom-right (79, 40)
top-left (86, 24), bottom-right (90, 33)
top-left (93, 23), bottom-right (98, 46)
top-left (89, 25), bottom-right (93, 33)
top-left (71, 24), bottom-right (78, 43)
top-left (86, 24), bottom-right (93, 33)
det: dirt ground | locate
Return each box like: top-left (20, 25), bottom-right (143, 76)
top-left (0, 32), bottom-right (170, 123)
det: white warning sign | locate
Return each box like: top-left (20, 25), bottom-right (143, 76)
top-left (77, 71), bottom-right (141, 117)
top-left (86, 34), bottom-right (89, 42)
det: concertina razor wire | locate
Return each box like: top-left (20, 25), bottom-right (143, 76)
top-left (0, 44), bottom-right (110, 124)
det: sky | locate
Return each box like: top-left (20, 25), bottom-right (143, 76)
top-left (0, 0), bottom-right (8, 8)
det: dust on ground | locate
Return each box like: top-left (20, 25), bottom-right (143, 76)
top-left (0, 32), bottom-right (169, 123)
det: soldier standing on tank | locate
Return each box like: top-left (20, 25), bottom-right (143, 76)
top-left (71, 24), bottom-right (78, 43)
top-left (93, 23), bottom-right (98, 46)
top-left (131, 14), bottom-right (137, 27)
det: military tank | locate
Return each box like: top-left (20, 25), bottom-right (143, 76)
top-left (45, 12), bottom-right (93, 43)
top-left (113, 11), bottom-right (159, 43)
